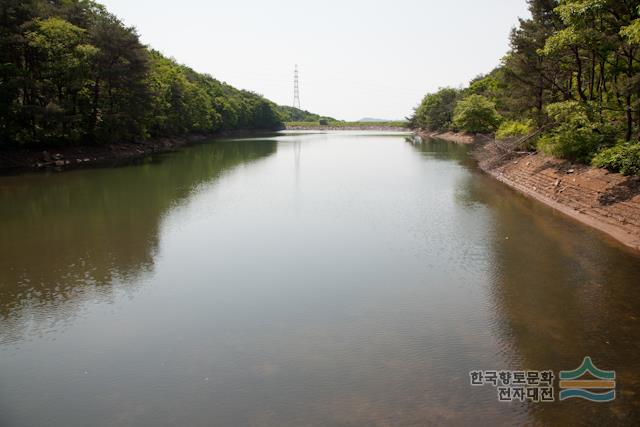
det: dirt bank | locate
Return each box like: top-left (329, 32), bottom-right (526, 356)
top-left (0, 129), bottom-right (277, 174)
top-left (424, 131), bottom-right (640, 252)
top-left (477, 143), bottom-right (640, 251)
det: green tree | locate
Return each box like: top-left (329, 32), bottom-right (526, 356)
top-left (538, 101), bottom-right (615, 161)
top-left (24, 17), bottom-right (96, 143)
top-left (411, 87), bottom-right (459, 130)
top-left (452, 95), bottom-right (502, 133)
top-left (87, 12), bottom-right (150, 142)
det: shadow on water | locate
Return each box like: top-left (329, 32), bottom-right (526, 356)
top-left (0, 139), bottom-right (277, 344)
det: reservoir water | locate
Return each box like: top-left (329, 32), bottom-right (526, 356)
top-left (1, 131), bottom-right (639, 426)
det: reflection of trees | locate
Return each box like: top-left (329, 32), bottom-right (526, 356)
top-left (456, 163), bottom-right (640, 424)
top-left (409, 138), bottom-right (640, 422)
top-left (0, 139), bottom-right (276, 343)
top-left (406, 136), bottom-right (476, 167)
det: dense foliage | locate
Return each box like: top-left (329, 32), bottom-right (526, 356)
top-left (592, 143), bottom-right (640, 175)
top-left (538, 101), bottom-right (616, 161)
top-left (411, 0), bottom-right (640, 174)
top-left (0, 0), bottom-right (282, 146)
top-left (496, 119), bottom-right (534, 140)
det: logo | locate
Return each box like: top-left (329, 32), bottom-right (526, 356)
top-left (469, 356), bottom-right (616, 403)
top-left (558, 356), bottom-right (616, 402)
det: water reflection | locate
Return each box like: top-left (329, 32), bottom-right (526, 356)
top-left (0, 139), bottom-right (277, 344)
top-left (1, 133), bottom-right (639, 426)
top-left (473, 177), bottom-right (640, 424)
top-left (414, 138), bottom-right (640, 424)
top-left (406, 135), bottom-right (475, 165)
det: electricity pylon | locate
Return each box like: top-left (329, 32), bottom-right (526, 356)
top-left (293, 64), bottom-right (301, 110)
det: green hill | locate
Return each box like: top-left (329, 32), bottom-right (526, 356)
top-left (276, 106), bottom-right (336, 123)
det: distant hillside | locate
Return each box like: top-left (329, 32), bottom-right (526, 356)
top-left (277, 106), bottom-right (335, 122)
top-left (358, 118), bottom-right (396, 122)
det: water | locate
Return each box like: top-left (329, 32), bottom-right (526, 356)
top-left (1, 131), bottom-right (639, 426)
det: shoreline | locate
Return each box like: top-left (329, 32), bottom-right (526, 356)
top-left (285, 125), bottom-right (409, 131)
top-left (422, 130), bottom-right (640, 252)
top-left (417, 130), bottom-right (489, 144)
top-left (4, 127), bottom-right (639, 251)
top-left (0, 129), bottom-right (279, 174)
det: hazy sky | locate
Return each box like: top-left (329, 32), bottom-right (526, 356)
top-left (100, 0), bottom-right (531, 121)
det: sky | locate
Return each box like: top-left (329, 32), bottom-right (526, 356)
top-left (100, 0), bottom-right (531, 121)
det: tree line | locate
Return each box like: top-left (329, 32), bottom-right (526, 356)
top-left (0, 0), bottom-right (285, 147)
top-left (410, 0), bottom-right (640, 176)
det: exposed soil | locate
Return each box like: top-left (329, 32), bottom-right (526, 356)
top-left (425, 131), bottom-right (640, 251)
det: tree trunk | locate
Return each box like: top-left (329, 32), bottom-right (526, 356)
top-left (89, 77), bottom-right (100, 142)
top-left (625, 93), bottom-right (632, 142)
top-left (625, 49), bottom-right (635, 141)
top-left (574, 48), bottom-right (587, 101)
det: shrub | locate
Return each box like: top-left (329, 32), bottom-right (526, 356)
top-left (496, 119), bottom-right (533, 140)
top-left (592, 143), bottom-right (640, 176)
top-left (537, 101), bottom-right (615, 162)
top-left (452, 95), bottom-right (502, 134)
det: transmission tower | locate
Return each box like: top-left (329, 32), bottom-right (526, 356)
top-left (293, 64), bottom-right (301, 110)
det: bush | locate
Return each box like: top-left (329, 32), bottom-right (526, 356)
top-left (452, 95), bottom-right (502, 134)
top-left (537, 101), bottom-right (615, 162)
top-left (592, 143), bottom-right (640, 176)
top-left (496, 119), bottom-right (533, 140)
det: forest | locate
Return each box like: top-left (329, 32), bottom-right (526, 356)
top-left (0, 0), bottom-right (285, 147)
top-left (410, 0), bottom-right (640, 176)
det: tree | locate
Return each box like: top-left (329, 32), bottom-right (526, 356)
top-left (87, 12), bottom-right (150, 142)
top-left (24, 17), bottom-right (95, 143)
top-left (452, 95), bottom-right (502, 133)
top-left (538, 101), bottom-right (615, 161)
top-left (411, 87), bottom-right (459, 131)
top-left (503, 0), bottom-right (564, 124)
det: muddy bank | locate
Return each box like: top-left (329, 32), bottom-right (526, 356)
top-left (0, 129), bottom-right (278, 174)
top-left (285, 125), bottom-right (409, 131)
top-left (424, 131), bottom-right (640, 251)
